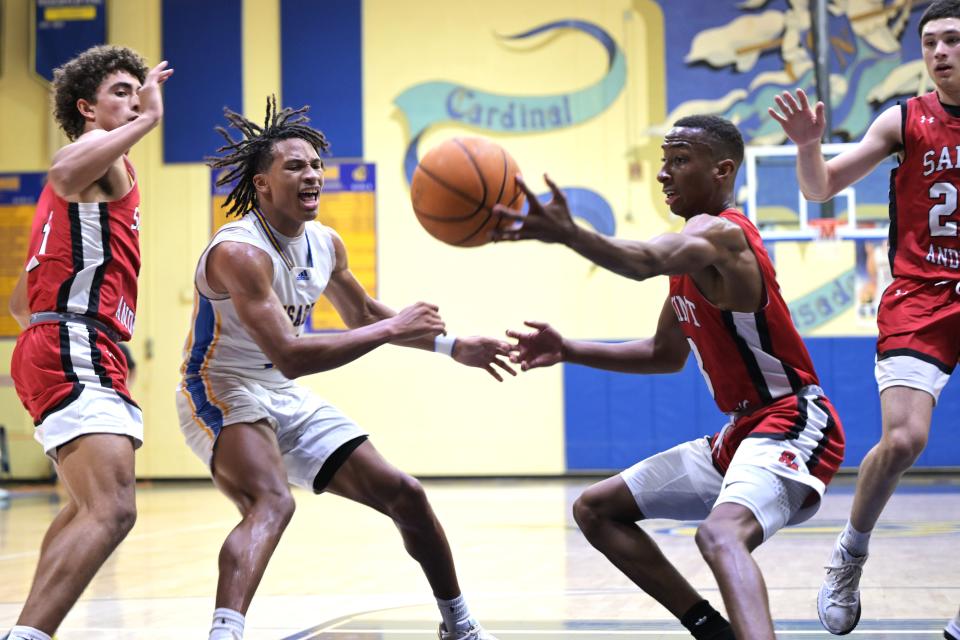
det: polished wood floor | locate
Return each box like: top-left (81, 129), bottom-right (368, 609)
top-left (0, 476), bottom-right (957, 639)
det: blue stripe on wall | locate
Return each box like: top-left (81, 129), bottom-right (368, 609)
top-left (161, 0), bottom-right (243, 163)
top-left (280, 0), bottom-right (363, 159)
top-left (564, 337), bottom-right (960, 470)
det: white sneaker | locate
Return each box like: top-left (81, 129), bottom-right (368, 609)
top-left (818, 542), bottom-right (867, 635)
top-left (944, 613), bottom-right (960, 640)
top-left (438, 622), bottom-right (498, 640)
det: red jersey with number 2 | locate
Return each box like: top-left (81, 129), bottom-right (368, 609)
top-left (24, 158), bottom-right (141, 341)
top-left (892, 92), bottom-right (960, 280)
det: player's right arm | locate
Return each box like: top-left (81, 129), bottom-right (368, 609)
top-left (769, 88), bottom-right (901, 202)
top-left (508, 299), bottom-right (689, 374)
top-left (205, 241), bottom-right (445, 379)
top-left (8, 271), bottom-right (29, 330)
top-left (47, 61), bottom-right (172, 198)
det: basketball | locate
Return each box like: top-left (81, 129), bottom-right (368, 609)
top-left (410, 137), bottom-right (525, 247)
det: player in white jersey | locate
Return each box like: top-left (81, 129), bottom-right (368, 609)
top-left (176, 97), bottom-right (512, 640)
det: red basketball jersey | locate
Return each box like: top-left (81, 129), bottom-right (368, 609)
top-left (891, 92), bottom-right (960, 280)
top-left (668, 209), bottom-right (820, 415)
top-left (24, 158), bottom-right (141, 341)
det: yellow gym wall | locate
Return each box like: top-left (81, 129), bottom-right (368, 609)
top-left (0, 0), bottom-right (669, 478)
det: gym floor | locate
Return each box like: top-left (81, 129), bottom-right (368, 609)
top-left (0, 475), bottom-right (957, 639)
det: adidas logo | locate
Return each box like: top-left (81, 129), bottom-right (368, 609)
top-left (296, 270), bottom-right (310, 281)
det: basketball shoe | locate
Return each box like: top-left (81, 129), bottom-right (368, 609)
top-left (438, 621), bottom-right (497, 640)
top-left (818, 541), bottom-right (867, 635)
top-left (944, 612), bottom-right (960, 640)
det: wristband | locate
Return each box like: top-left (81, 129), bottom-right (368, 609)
top-left (434, 335), bottom-right (457, 357)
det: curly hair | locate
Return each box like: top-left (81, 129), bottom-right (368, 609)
top-left (52, 45), bottom-right (147, 140)
top-left (209, 95), bottom-right (331, 217)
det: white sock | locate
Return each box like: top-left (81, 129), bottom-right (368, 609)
top-left (946, 611), bottom-right (960, 638)
top-left (839, 521), bottom-right (871, 557)
top-left (7, 626), bottom-right (52, 640)
top-left (209, 607), bottom-right (245, 639)
top-left (437, 594), bottom-right (473, 632)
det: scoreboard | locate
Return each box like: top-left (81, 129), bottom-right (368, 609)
top-left (0, 174), bottom-right (45, 339)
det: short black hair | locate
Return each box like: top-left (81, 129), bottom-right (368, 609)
top-left (208, 95), bottom-right (331, 217)
top-left (919, 0), bottom-right (960, 36)
top-left (672, 114), bottom-right (744, 168)
top-left (52, 45), bottom-right (148, 140)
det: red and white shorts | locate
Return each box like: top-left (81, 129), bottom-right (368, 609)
top-left (876, 276), bottom-right (960, 402)
top-left (11, 321), bottom-right (142, 459)
top-left (619, 387), bottom-right (845, 540)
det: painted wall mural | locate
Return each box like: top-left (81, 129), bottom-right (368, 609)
top-left (650, 0), bottom-right (931, 334)
top-left (385, 1), bottom-right (934, 336)
top-left (653, 0), bottom-right (929, 144)
top-left (394, 19), bottom-right (627, 236)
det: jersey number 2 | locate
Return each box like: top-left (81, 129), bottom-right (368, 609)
top-left (929, 182), bottom-right (959, 237)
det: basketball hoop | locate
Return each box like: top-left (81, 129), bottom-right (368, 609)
top-left (809, 218), bottom-right (840, 242)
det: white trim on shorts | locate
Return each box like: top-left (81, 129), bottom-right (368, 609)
top-left (875, 354), bottom-right (950, 403)
top-left (620, 436), bottom-right (819, 541)
top-left (35, 385), bottom-right (143, 461)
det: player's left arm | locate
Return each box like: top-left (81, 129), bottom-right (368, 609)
top-left (493, 174), bottom-right (742, 280)
top-left (8, 271), bottom-right (29, 329)
top-left (322, 229), bottom-right (398, 329)
top-left (564, 213), bottom-right (746, 281)
top-left (322, 229), bottom-right (515, 380)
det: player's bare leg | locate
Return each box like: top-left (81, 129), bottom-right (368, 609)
top-left (695, 503), bottom-right (772, 640)
top-left (574, 476), bottom-right (704, 615)
top-left (573, 477), bottom-right (733, 639)
top-left (209, 420), bottom-right (296, 636)
top-left (36, 499), bottom-right (79, 558)
top-left (819, 385), bottom-right (934, 634)
top-left (327, 441), bottom-right (494, 639)
top-left (327, 441), bottom-right (459, 595)
top-left (16, 434), bottom-right (137, 634)
top-left (850, 386), bottom-right (933, 531)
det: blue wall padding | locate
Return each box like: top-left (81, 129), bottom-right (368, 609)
top-left (161, 0), bottom-right (243, 163)
top-left (280, 0), bottom-right (363, 159)
top-left (564, 336), bottom-right (958, 470)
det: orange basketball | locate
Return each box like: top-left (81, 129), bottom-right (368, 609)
top-left (410, 137), bottom-right (525, 247)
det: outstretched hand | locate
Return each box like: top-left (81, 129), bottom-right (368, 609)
top-left (452, 336), bottom-right (516, 382)
top-left (769, 88), bottom-right (825, 147)
top-left (138, 60), bottom-right (174, 122)
top-left (491, 174), bottom-right (579, 244)
top-left (391, 301), bottom-right (446, 341)
top-left (506, 321), bottom-right (565, 371)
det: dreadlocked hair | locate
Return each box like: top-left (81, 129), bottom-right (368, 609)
top-left (208, 95), bottom-right (331, 217)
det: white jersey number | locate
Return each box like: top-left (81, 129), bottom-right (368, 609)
top-left (687, 337), bottom-right (715, 400)
top-left (929, 182), bottom-right (959, 237)
top-left (27, 211), bottom-right (54, 271)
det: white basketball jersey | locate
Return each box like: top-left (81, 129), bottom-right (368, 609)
top-left (181, 210), bottom-right (336, 384)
